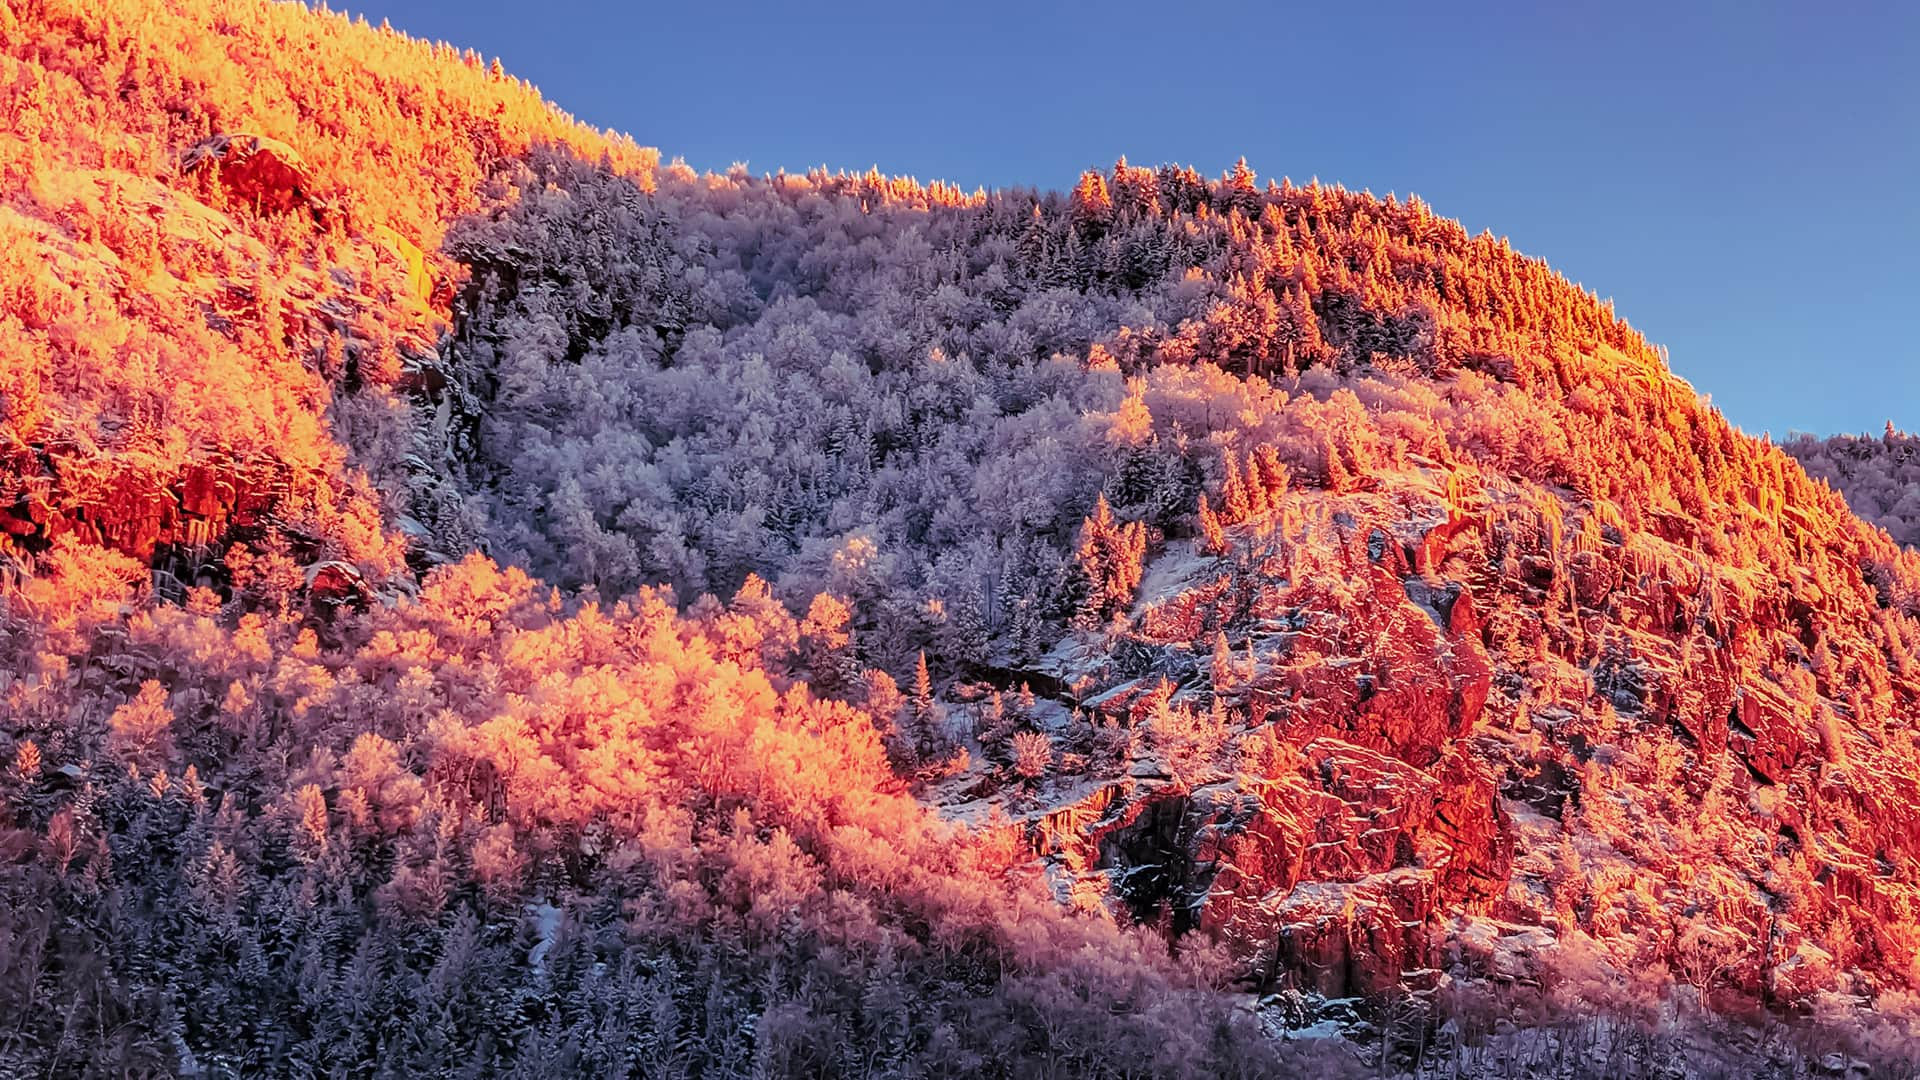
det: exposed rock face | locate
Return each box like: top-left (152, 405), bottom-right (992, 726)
top-left (987, 461), bottom-right (1920, 1006)
top-left (1086, 737), bottom-right (1511, 997)
top-left (0, 446), bottom-right (383, 610)
top-left (182, 133), bottom-right (327, 222)
top-left (0, 143), bottom-right (440, 593)
top-left (0, 448), bottom-right (278, 565)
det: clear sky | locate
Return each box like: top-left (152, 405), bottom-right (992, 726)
top-left (347, 0), bottom-right (1918, 439)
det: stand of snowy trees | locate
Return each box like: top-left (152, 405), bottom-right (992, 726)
top-left (400, 147), bottom-right (1919, 701)
top-left (8, 1), bottom-right (1920, 1074)
top-left (1785, 424), bottom-right (1920, 548)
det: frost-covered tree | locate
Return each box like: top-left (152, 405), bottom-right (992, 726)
top-left (1784, 424), bottom-right (1920, 548)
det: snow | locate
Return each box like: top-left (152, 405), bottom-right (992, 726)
top-left (525, 901), bottom-right (563, 975)
top-left (1128, 539), bottom-right (1220, 613)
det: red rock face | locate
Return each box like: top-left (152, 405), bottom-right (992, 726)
top-left (182, 134), bottom-right (327, 222)
top-left (0, 447), bottom-right (295, 586)
top-left (1019, 466), bottom-right (1920, 1005)
top-left (1188, 739), bottom-right (1510, 996)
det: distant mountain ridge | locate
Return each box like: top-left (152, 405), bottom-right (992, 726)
top-left (4, 1), bottom-right (1920, 1076)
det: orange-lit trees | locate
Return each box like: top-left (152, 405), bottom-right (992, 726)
top-left (10, 2), bottom-right (1920, 1069)
top-left (0, 549), bottom-right (1319, 1076)
top-left (1075, 495), bottom-right (1148, 627)
top-left (1070, 169), bottom-right (1114, 231)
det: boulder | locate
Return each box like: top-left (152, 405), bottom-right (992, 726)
top-left (182, 133), bottom-right (326, 222)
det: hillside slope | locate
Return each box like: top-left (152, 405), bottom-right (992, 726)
top-left (4, 0), bottom-right (1920, 1075)
top-left (0, 0), bottom-right (655, 583)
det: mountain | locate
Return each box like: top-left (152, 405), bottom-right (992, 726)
top-left (4, 1), bottom-right (1920, 1075)
top-left (1786, 425), bottom-right (1920, 550)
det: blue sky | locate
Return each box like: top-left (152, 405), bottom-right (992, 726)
top-left (350, 0), bottom-right (1918, 438)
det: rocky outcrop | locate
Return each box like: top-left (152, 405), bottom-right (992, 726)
top-left (182, 133), bottom-right (328, 223)
top-left (0, 447), bottom-right (278, 562)
top-left (0, 444), bottom-right (377, 607)
top-left (1197, 739), bottom-right (1509, 995)
top-left (993, 464), bottom-right (1920, 1010)
top-left (0, 137), bottom-right (443, 588)
top-left (998, 480), bottom-right (1515, 996)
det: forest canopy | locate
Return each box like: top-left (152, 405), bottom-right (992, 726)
top-left (4, 1), bottom-right (1920, 1076)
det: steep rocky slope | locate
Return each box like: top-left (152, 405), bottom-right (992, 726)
top-left (996, 453), bottom-right (1920, 1009)
top-left (0, 0), bottom-right (655, 587)
top-left (5, 0), bottom-right (1920, 1075)
top-left (428, 146), bottom-right (1920, 1027)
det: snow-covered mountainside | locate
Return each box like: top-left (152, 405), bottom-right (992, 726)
top-left (4, 1), bottom-right (1920, 1075)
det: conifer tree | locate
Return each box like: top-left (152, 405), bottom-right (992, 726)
top-left (1197, 493), bottom-right (1228, 555)
top-left (909, 650), bottom-right (945, 756)
top-left (1075, 495), bottom-right (1148, 625)
top-left (1070, 169), bottom-right (1113, 231)
top-left (1211, 631), bottom-right (1237, 692)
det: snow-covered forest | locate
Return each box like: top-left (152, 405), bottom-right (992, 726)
top-left (5, 1), bottom-right (1920, 1076)
top-left (1786, 425), bottom-right (1920, 549)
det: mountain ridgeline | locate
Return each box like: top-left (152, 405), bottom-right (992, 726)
top-left (4, 1), bottom-right (1920, 1076)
